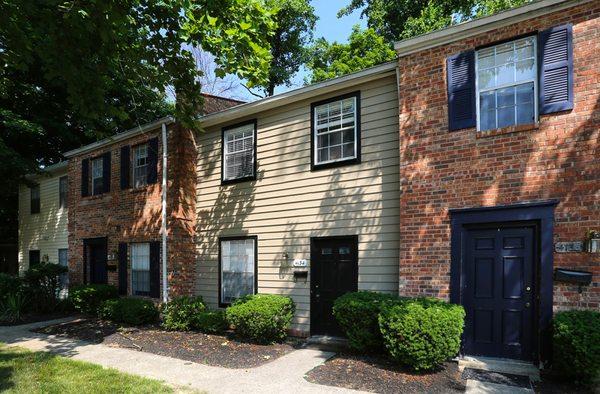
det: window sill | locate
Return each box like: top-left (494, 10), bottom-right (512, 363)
top-left (221, 175), bottom-right (256, 186)
top-left (311, 157), bottom-right (361, 171)
top-left (476, 123), bottom-right (539, 138)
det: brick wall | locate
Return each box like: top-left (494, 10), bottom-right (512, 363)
top-left (67, 124), bottom-right (197, 298)
top-left (397, 2), bottom-right (599, 310)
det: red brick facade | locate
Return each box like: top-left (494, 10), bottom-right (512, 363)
top-left (397, 1), bottom-right (599, 311)
top-left (67, 124), bottom-right (197, 297)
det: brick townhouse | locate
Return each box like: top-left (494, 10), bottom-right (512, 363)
top-left (395, 0), bottom-right (598, 363)
top-left (19, 0), bottom-right (598, 368)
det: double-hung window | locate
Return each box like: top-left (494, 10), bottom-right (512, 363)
top-left (222, 121), bottom-right (256, 183)
top-left (91, 157), bottom-right (104, 195)
top-left (476, 36), bottom-right (537, 131)
top-left (132, 144), bottom-right (148, 188)
top-left (30, 184), bottom-right (40, 214)
top-left (220, 237), bottom-right (256, 305)
top-left (312, 92), bottom-right (360, 169)
top-left (131, 243), bottom-right (150, 296)
top-left (59, 176), bottom-right (68, 208)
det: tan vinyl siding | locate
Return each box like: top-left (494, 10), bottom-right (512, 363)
top-left (18, 170), bottom-right (68, 272)
top-left (196, 75), bottom-right (399, 333)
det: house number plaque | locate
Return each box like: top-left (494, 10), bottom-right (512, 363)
top-left (555, 241), bottom-right (584, 253)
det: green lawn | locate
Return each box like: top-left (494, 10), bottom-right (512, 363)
top-left (0, 344), bottom-right (174, 393)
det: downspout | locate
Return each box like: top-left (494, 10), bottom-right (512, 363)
top-left (161, 122), bottom-right (169, 303)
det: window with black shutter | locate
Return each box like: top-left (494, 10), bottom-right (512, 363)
top-left (538, 24), bottom-right (573, 114)
top-left (30, 184), bottom-right (40, 214)
top-left (149, 241), bottom-right (160, 298)
top-left (59, 176), bottom-right (68, 208)
top-left (29, 250), bottom-right (40, 268)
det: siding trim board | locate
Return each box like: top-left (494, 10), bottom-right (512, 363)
top-left (310, 91), bottom-right (362, 171)
top-left (217, 235), bottom-right (259, 308)
top-left (221, 119), bottom-right (258, 185)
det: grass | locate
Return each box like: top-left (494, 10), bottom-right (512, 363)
top-left (0, 343), bottom-right (175, 393)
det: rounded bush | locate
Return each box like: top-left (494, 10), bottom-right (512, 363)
top-left (226, 294), bottom-right (295, 344)
top-left (195, 310), bottom-right (228, 334)
top-left (99, 298), bottom-right (159, 325)
top-left (379, 298), bottom-right (465, 371)
top-left (553, 310), bottom-right (600, 385)
top-left (0, 273), bottom-right (22, 302)
top-left (333, 291), bottom-right (404, 352)
top-left (69, 284), bottom-right (118, 315)
top-left (161, 296), bottom-right (206, 331)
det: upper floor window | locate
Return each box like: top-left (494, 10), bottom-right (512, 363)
top-left (312, 92), bottom-right (360, 169)
top-left (59, 176), bottom-right (68, 208)
top-left (91, 157), bottom-right (104, 195)
top-left (132, 143), bottom-right (148, 188)
top-left (30, 184), bottom-right (40, 214)
top-left (476, 36), bottom-right (537, 131)
top-left (222, 121), bottom-right (256, 184)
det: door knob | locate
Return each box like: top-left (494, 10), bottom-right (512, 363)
top-left (526, 286), bottom-right (531, 292)
top-left (525, 302), bottom-right (530, 308)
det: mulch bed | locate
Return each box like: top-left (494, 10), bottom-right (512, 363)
top-left (304, 352), bottom-right (466, 394)
top-left (0, 311), bottom-right (74, 326)
top-left (34, 318), bottom-right (303, 369)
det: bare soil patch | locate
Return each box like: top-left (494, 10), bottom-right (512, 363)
top-left (304, 352), bottom-right (465, 394)
top-left (35, 318), bottom-right (303, 369)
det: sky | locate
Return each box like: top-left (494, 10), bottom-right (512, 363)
top-left (227, 0), bottom-right (367, 100)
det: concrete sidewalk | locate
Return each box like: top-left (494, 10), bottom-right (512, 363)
top-left (0, 319), bottom-right (363, 394)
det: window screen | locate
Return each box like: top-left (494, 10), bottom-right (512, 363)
top-left (314, 96), bottom-right (357, 165)
top-left (132, 144), bottom-right (148, 188)
top-left (223, 123), bottom-right (255, 181)
top-left (220, 238), bottom-right (256, 304)
top-left (91, 158), bottom-right (104, 195)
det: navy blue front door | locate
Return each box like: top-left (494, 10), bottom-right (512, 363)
top-left (463, 225), bottom-right (536, 360)
top-left (85, 238), bottom-right (107, 285)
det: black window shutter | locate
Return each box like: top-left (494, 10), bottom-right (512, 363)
top-left (149, 241), bottom-right (160, 298)
top-left (118, 243), bottom-right (128, 296)
top-left (81, 158), bottom-right (89, 197)
top-left (447, 50), bottom-right (476, 131)
top-left (538, 24), bottom-right (573, 114)
top-left (147, 137), bottom-right (159, 184)
top-left (102, 152), bottom-right (111, 193)
top-left (120, 146), bottom-right (131, 190)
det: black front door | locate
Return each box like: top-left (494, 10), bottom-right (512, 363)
top-left (463, 225), bottom-right (536, 360)
top-left (85, 238), bottom-right (107, 284)
top-left (310, 236), bottom-right (358, 336)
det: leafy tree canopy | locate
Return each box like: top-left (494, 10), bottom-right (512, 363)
top-left (338, 0), bottom-right (532, 41)
top-left (305, 25), bottom-right (396, 84)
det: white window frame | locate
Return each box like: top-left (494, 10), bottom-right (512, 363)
top-left (222, 122), bottom-right (256, 182)
top-left (130, 243), bottom-right (150, 296)
top-left (475, 36), bottom-right (538, 132)
top-left (313, 95), bottom-right (358, 167)
top-left (219, 237), bottom-right (257, 306)
top-left (91, 157), bottom-right (104, 195)
top-left (132, 143), bottom-right (149, 188)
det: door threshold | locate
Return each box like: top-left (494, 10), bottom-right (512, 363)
top-left (306, 335), bottom-right (348, 351)
top-left (459, 356), bottom-right (540, 381)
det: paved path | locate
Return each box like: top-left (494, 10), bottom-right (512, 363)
top-left (0, 319), bottom-right (364, 394)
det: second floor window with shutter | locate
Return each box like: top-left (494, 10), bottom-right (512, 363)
top-left (476, 36), bottom-right (537, 131)
top-left (91, 157), bottom-right (104, 195)
top-left (132, 143), bottom-right (148, 188)
top-left (30, 184), bottom-right (40, 214)
top-left (222, 122), bottom-right (256, 183)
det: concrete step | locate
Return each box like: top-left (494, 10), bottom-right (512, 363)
top-left (305, 335), bottom-right (349, 352)
top-left (459, 356), bottom-right (540, 382)
top-left (466, 380), bottom-right (534, 393)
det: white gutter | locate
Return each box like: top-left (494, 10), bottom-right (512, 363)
top-left (161, 122), bottom-right (169, 303)
top-left (393, 0), bottom-right (590, 56)
top-left (199, 62), bottom-right (398, 128)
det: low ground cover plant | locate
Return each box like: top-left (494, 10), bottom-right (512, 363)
top-left (379, 298), bottom-right (465, 371)
top-left (69, 284), bottom-right (118, 315)
top-left (161, 296), bottom-right (206, 331)
top-left (99, 298), bottom-right (159, 325)
top-left (226, 294), bottom-right (295, 344)
top-left (333, 291), bottom-right (404, 352)
top-left (552, 310), bottom-right (600, 385)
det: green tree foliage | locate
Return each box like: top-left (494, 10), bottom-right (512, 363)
top-left (260, 0), bottom-right (317, 96)
top-left (0, 0), bottom-right (277, 241)
top-left (305, 26), bottom-right (396, 84)
top-left (338, 0), bottom-right (532, 41)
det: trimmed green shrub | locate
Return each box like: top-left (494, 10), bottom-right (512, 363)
top-left (226, 294), bottom-right (295, 344)
top-left (99, 298), bottom-right (159, 325)
top-left (69, 284), bottom-right (118, 315)
top-left (22, 262), bottom-right (67, 312)
top-left (333, 291), bottom-right (405, 352)
top-left (161, 296), bottom-right (206, 331)
top-left (379, 298), bottom-right (465, 371)
top-left (553, 310), bottom-right (600, 385)
top-left (195, 310), bottom-right (228, 334)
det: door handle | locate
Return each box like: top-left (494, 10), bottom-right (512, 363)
top-left (525, 302), bottom-right (530, 308)
top-left (526, 286), bottom-right (531, 292)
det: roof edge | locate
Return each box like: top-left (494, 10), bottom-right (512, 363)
top-left (25, 161), bottom-right (69, 180)
top-left (394, 0), bottom-right (590, 56)
top-left (199, 62), bottom-right (398, 128)
top-left (64, 116), bottom-right (174, 158)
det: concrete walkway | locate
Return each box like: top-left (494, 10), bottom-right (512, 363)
top-left (0, 319), bottom-right (364, 394)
